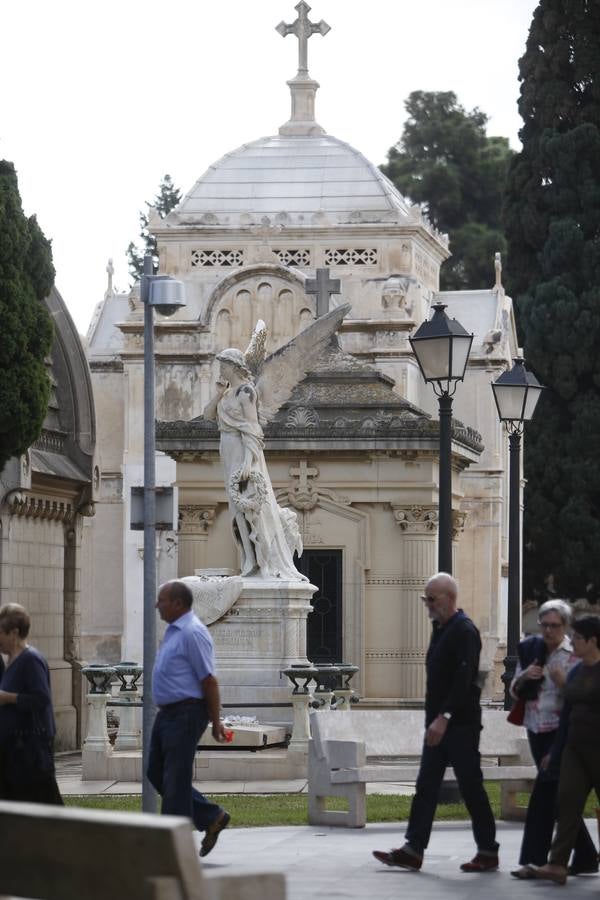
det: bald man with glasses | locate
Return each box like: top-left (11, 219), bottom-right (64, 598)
top-left (373, 572), bottom-right (498, 873)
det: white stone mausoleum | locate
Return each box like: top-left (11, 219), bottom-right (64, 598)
top-left (85, 3), bottom-right (519, 708)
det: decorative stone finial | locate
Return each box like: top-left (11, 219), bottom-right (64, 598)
top-left (276, 2), bottom-right (330, 136)
top-left (276, 1), bottom-right (330, 76)
top-left (105, 258), bottom-right (114, 298)
top-left (494, 252), bottom-right (503, 290)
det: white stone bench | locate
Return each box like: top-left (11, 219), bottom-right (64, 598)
top-left (0, 800), bottom-right (285, 900)
top-left (308, 708), bottom-right (536, 828)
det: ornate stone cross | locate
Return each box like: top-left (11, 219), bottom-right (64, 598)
top-left (276, 2), bottom-right (330, 77)
top-left (305, 267), bottom-right (341, 318)
top-left (290, 459), bottom-right (319, 492)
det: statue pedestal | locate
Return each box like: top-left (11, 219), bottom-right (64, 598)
top-left (206, 577), bottom-right (317, 724)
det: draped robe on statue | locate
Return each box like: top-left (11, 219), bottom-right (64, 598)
top-left (217, 382), bottom-right (306, 581)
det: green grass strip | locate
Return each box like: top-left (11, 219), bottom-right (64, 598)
top-left (62, 783), bottom-right (599, 827)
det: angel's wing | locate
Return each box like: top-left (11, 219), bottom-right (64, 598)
top-left (256, 304), bottom-right (351, 424)
top-left (244, 319), bottom-right (267, 378)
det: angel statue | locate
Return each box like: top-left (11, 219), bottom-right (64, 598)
top-left (204, 304), bottom-right (350, 581)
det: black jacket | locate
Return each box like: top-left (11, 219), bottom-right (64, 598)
top-left (425, 609), bottom-right (482, 727)
top-left (514, 634), bottom-right (547, 701)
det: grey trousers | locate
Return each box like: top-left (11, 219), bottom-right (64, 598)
top-left (549, 742), bottom-right (600, 867)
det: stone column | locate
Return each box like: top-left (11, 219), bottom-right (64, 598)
top-left (83, 693), bottom-right (112, 753)
top-left (288, 693), bottom-right (313, 759)
top-left (177, 505), bottom-right (216, 576)
top-left (391, 505), bottom-right (438, 698)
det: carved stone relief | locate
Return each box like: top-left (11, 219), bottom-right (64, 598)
top-left (452, 510), bottom-right (468, 540)
top-left (178, 505), bottom-right (216, 535)
top-left (391, 504), bottom-right (439, 534)
top-left (7, 493), bottom-right (75, 524)
top-left (381, 275), bottom-right (413, 318)
top-left (210, 275), bottom-right (315, 352)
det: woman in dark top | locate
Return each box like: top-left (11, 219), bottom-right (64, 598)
top-left (534, 615), bottom-right (600, 885)
top-left (0, 603), bottom-right (62, 804)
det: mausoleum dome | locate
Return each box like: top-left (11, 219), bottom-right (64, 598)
top-left (169, 133), bottom-right (411, 228)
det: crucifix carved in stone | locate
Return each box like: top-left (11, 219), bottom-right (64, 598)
top-left (290, 459), bottom-right (319, 492)
top-left (276, 2), bottom-right (330, 77)
top-left (305, 267), bottom-right (341, 318)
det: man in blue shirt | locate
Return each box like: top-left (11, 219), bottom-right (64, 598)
top-left (148, 580), bottom-right (230, 857)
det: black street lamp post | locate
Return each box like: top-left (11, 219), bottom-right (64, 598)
top-left (410, 302), bottom-right (473, 574)
top-left (492, 358), bottom-right (544, 709)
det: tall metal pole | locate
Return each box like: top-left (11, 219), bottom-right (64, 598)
top-left (142, 254), bottom-right (158, 812)
top-left (502, 430), bottom-right (522, 709)
top-left (438, 393), bottom-right (453, 574)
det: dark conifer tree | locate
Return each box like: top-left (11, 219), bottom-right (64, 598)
top-left (503, 0), bottom-right (600, 598)
top-left (0, 160), bottom-right (54, 473)
top-left (381, 91), bottom-right (514, 289)
top-left (127, 174), bottom-right (182, 281)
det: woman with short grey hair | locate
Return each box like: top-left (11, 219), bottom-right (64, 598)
top-left (537, 599), bottom-right (573, 627)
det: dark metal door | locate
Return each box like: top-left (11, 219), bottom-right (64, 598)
top-left (296, 549), bottom-right (343, 664)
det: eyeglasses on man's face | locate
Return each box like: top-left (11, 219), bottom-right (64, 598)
top-left (539, 620), bottom-right (563, 630)
top-left (421, 594), bottom-right (446, 605)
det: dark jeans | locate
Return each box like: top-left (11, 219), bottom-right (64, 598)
top-left (527, 729), bottom-right (555, 768)
top-left (519, 730), bottom-right (597, 868)
top-left (405, 723), bottom-right (498, 856)
top-left (147, 701), bottom-right (223, 832)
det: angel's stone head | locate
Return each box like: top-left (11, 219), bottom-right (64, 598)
top-left (217, 348), bottom-right (252, 380)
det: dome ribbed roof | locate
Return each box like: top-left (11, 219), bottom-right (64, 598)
top-left (168, 134), bottom-right (411, 228)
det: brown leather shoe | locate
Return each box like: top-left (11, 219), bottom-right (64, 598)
top-left (200, 811), bottom-right (230, 858)
top-left (372, 847), bottom-right (423, 870)
top-left (460, 852), bottom-right (499, 872)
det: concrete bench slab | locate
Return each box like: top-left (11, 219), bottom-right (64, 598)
top-left (308, 709), bottom-right (536, 828)
top-left (0, 800), bottom-right (285, 900)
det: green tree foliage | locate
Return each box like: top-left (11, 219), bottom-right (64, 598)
top-left (126, 174), bottom-right (182, 282)
top-left (0, 160), bottom-right (54, 474)
top-left (503, 0), bottom-right (600, 598)
top-left (381, 91), bottom-right (514, 289)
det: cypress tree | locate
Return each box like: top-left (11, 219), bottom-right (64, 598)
top-left (504, 0), bottom-right (600, 598)
top-left (0, 160), bottom-right (54, 474)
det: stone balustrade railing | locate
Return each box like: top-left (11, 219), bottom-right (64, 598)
top-left (81, 660), bottom-right (360, 762)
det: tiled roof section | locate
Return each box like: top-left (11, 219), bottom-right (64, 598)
top-left (167, 134), bottom-right (410, 227)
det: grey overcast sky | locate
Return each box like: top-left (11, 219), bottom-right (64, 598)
top-left (1, 0), bottom-right (538, 333)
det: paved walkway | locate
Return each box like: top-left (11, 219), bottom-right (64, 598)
top-left (55, 754), bottom-right (599, 899)
top-left (202, 822), bottom-right (599, 900)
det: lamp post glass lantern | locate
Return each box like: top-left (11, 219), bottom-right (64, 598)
top-left (141, 254), bottom-right (186, 812)
top-left (492, 358), bottom-right (544, 709)
top-left (409, 302), bottom-right (473, 574)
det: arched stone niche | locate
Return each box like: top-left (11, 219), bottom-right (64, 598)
top-left (205, 265), bottom-right (314, 353)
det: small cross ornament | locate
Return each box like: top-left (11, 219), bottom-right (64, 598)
top-left (305, 267), bottom-right (341, 318)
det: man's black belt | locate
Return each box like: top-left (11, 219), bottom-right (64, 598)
top-left (158, 697), bottom-right (206, 711)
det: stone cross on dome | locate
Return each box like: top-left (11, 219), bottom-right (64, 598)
top-left (276, 1), bottom-right (330, 77)
top-left (276, 3), bottom-right (330, 136)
